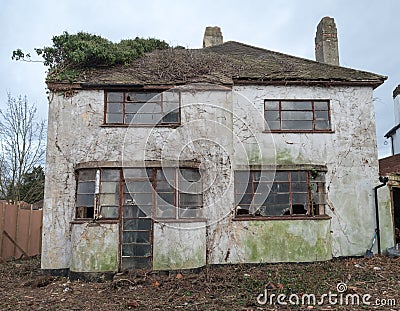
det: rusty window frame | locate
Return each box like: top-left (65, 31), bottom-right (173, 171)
top-left (98, 168), bottom-right (120, 219)
top-left (234, 170), bottom-right (326, 218)
top-left (104, 90), bottom-right (181, 126)
top-left (75, 169), bottom-right (96, 219)
top-left (75, 167), bottom-right (203, 221)
top-left (264, 99), bottom-right (331, 132)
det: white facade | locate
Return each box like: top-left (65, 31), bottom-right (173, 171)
top-left (42, 83), bottom-right (393, 275)
top-left (388, 94), bottom-right (400, 154)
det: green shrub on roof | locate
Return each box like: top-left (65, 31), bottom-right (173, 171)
top-left (12, 31), bottom-right (169, 82)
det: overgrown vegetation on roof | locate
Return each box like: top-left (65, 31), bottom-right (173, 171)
top-left (12, 32), bottom-right (170, 82)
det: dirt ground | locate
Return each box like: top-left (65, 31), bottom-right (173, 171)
top-left (0, 256), bottom-right (399, 311)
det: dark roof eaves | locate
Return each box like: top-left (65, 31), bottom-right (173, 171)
top-left (385, 123), bottom-right (400, 138)
top-left (393, 84), bottom-right (400, 98)
top-left (233, 78), bottom-right (385, 89)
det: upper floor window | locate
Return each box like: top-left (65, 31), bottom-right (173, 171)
top-left (105, 90), bottom-right (180, 126)
top-left (75, 167), bottom-right (202, 220)
top-left (264, 100), bottom-right (331, 132)
top-left (235, 170), bottom-right (326, 218)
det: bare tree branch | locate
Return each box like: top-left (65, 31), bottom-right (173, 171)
top-left (0, 94), bottom-right (46, 203)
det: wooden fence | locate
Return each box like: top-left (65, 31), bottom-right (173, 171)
top-left (0, 202), bottom-right (43, 260)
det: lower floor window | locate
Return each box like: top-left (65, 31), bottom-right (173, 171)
top-left (75, 167), bottom-right (203, 220)
top-left (235, 170), bottom-right (326, 217)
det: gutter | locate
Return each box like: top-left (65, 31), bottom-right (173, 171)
top-left (374, 176), bottom-right (389, 254)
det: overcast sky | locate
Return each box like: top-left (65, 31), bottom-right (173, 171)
top-left (0, 0), bottom-right (398, 158)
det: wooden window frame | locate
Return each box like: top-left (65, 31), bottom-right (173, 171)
top-left (75, 167), bottom-right (203, 221)
top-left (234, 170), bottom-right (327, 220)
top-left (264, 99), bottom-right (332, 133)
top-left (103, 90), bottom-right (181, 127)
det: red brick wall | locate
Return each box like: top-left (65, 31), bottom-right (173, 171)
top-left (379, 154), bottom-right (400, 175)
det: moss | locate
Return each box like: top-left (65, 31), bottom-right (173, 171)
top-left (153, 245), bottom-right (205, 271)
top-left (275, 149), bottom-right (295, 165)
top-left (243, 220), bottom-right (331, 263)
top-left (71, 224), bottom-right (119, 273)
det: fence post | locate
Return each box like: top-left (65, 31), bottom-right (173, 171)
top-left (14, 203), bottom-right (20, 258)
top-left (27, 205), bottom-right (33, 256)
top-left (0, 202), bottom-right (4, 258)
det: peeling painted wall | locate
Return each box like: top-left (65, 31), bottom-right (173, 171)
top-left (42, 83), bottom-right (392, 272)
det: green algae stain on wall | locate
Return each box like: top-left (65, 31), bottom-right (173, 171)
top-left (275, 149), bottom-right (295, 165)
top-left (152, 223), bottom-right (206, 271)
top-left (71, 223), bottom-right (119, 273)
top-left (242, 220), bottom-right (332, 263)
top-left (153, 245), bottom-right (205, 271)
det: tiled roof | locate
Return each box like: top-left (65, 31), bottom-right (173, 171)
top-left (47, 41), bottom-right (386, 90)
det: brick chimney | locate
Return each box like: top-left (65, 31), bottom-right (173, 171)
top-left (203, 26), bottom-right (223, 48)
top-left (315, 17), bottom-right (339, 66)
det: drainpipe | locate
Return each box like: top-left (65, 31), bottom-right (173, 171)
top-left (374, 176), bottom-right (389, 254)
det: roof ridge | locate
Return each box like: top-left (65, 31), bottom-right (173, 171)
top-left (207, 41), bottom-right (387, 80)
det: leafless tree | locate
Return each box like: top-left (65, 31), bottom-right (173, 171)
top-left (0, 93), bottom-right (46, 203)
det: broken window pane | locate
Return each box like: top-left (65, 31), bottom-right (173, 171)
top-left (76, 206), bottom-right (94, 218)
top-left (292, 204), bottom-right (308, 214)
top-left (235, 170), bottom-right (326, 218)
top-left (126, 92), bottom-right (160, 102)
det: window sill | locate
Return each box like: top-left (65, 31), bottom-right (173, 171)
top-left (233, 215), bottom-right (331, 221)
top-left (263, 130), bottom-right (334, 134)
top-left (100, 124), bottom-right (181, 128)
top-left (71, 219), bottom-right (119, 225)
top-left (154, 218), bottom-right (207, 223)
